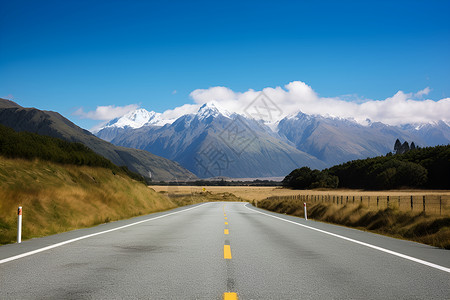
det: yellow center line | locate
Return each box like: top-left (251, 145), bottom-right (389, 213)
top-left (223, 292), bottom-right (238, 300)
top-left (224, 245), bottom-right (232, 259)
top-left (224, 229), bottom-right (229, 235)
top-left (225, 222), bottom-right (228, 225)
top-left (224, 217), bottom-right (227, 220)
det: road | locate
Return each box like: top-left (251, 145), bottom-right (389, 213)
top-left (1, 202), bottom-right (449, 299)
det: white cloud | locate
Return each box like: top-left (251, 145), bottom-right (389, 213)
top-left (187, 81), bottom-right (449, 126)
top-left (73, 104), bottom-right (139, 120)
top-left (414, 87), bottom-right (431, 98)
top-left (78, 82), bottom-right (449, 131)
top-left (160, 103), bottom-right (200, 120)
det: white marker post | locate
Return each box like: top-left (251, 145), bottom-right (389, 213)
top-left (304, 203), bottom-right (307, 220)
top-left (17, 206), bottom-right (22, 243)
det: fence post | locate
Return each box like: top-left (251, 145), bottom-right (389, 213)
top-left (411, 195), bottom-right (413, 211)
top-left (423, 195), bottom-right (426, 213)
top-left (387, 196), bottom-right (390, 208)
top-left (17, 206), bottom-right (22, 244)
top-left (304, 203), bottom-right (308, 220)
top-left (377, 196), bottom-right (379, 208)
top-left (398, 196), bottom-right (401, 209)
top-left (353, 196), bottom-right (355, 204)
top-left (440, 196), bottom-right (442, 216)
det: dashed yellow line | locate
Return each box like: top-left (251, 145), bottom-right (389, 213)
top-left (224, 229), bottom-right (229, 235)
top-left (224, 245), bottom-right (232, 259)
top-left (223, 292), bottom-right (238, 300)
top-left (224, 217), bottom-right (227, 220)
top-left (225, 222), bottom-right (228, 225)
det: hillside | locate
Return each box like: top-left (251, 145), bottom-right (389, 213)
top-left (0, 98), bottom-right (195, 181)
top-left (0, 156), bottom-right (179, 244)
top-left (0, 124), bottom-right (145, 182)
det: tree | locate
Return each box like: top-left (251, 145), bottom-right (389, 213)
top-left (394, 139), bottom-right (402, 154)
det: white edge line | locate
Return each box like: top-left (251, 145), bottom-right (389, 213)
top-left (0, 203), bottom-right (210, 265)
top-left (244, 203), bottom-right (450, 274)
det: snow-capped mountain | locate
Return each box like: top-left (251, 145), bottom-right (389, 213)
top-left (95, 102), bottom-right (450, 178)
top-left (197, 102), bottom-right (232, 120)
top-left (100, 108), bottom-right (168, 130)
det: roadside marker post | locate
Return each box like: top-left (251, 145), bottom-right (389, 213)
top-left (17, 206), bottom-right (22, 244)
top-left (304, 203), bottom-right (307, 220)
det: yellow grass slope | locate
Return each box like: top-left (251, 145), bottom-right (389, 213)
top-left (0, 157), bottom-right (178, 244)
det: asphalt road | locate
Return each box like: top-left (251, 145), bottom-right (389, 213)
top-left (1, 202), bottom-right (449, 299)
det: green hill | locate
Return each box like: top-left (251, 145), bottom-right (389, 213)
top-left (0, 124), bottom-right (144, 182)
top-left (283, 144), bottom-right (450, 190)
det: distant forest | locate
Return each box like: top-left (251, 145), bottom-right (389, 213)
top-left (283, 142), bottom-right (450, 190)
top-left (0, 124), bottom-right (145, 182)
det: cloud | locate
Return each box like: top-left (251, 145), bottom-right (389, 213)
top-left (73, 104), bottom-right (139, 120)
top-left (78, 82), bottom-right (449, 131)
top-left (187, 81), bottom-right (449, 126)
top-left (161, 103), bottom-right (199, 120)
top-left (414, 87), bottom-right (431, 98)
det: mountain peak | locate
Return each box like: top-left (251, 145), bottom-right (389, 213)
top-left (101, 108), bottom-right (167, 131)
top-left (197, 101), bottom-right (231, 120)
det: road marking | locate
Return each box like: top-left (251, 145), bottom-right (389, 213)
top-left (225, 217), bottom-right (227, 220)
top-left (0, 203), bottom-right (211, 265)
top-left (224, 229), bottom-right (229, 235)
top-left (225, 222), bottom-right (228, 225)
top-left (245, 204), bottom-right (450, 274)
top-left (224, 213), bottom-right (226, 216)
top-left (224, 245), bottom-right (232, 259)
top-left (223, 292), bottom-right (238, 300)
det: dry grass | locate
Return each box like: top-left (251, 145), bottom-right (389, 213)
top-left (0, 157), bottom-right (179, 244)
top-left (151, 185), bottom-right (450, 201)
top-left (257, 198), bottom-right (450, 249)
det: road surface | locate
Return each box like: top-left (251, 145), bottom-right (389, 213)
top-left (1, 202), bottom-right (449, 299)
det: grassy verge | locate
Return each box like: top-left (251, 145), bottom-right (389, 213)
top-left (255, 198), bottom-right (450, 249)
top-left (0, 156), bottom-right (242, 245)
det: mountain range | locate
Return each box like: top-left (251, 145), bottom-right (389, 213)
top-left (0, 99), bottom-right (195, 181)
top-left (95, 102), bottom-right (450, 178)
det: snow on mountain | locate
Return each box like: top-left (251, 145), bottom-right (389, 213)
top-left (196, 102), bottom-right (232, 120)
top-left (101, 108), bottom-right (169, 130)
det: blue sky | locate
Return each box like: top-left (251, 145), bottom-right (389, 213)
top-left (1, 0), bottom-right (449, 130)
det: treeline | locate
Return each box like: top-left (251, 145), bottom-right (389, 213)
top-left (0, 124), bottom-right (146, 183)
top-left (283, 144), bottom-right (450, 190)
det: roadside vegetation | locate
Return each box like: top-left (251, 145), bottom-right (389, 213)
top-left (255, 198), bottom-right (450, 249)
top-left (0, 156), bottom-right (178, 244)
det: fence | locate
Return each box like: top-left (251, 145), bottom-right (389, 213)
top-left (266, 194), bottom-right (450, 216)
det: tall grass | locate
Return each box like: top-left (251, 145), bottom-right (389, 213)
top-left (256, 198), bottom-right (450, 249)
top-left (0, 157), bottom-right (177, 244)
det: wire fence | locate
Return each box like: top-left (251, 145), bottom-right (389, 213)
top-left (265, 194), bottom-right (450, 216)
